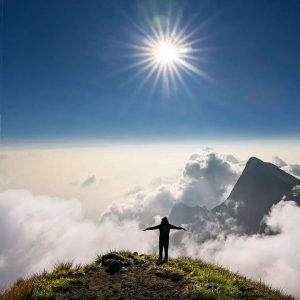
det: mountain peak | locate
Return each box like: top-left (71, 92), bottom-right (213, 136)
top-left (246, 156), bottom-right (264, 166)
top-left (248, 156), bottom-right (263, 163)
top-left (243, 156), bottom-right (299, 186)
top-left (216, 157), bottom-right (300, 234)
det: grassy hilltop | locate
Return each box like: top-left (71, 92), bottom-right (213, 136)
top-left (0, 251), bottom-right (294, 300)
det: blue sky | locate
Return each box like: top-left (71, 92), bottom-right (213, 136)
top-left (2, 0), bottom-right (300, 142)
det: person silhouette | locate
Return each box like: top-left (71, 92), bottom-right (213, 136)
top-left (143, 217), bottom-right (186, 262)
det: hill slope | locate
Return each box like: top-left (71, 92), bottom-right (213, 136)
top-left (1, 251), bottom-right (293, 300)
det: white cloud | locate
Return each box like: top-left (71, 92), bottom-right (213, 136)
top-left (101, 185), bottom-right (176, 226)
top-left (290, 164), bottom-right (300, 177)
top-left (272, 156), bottom-right (287, 168)
top-left (226, 154), bottom-right (239, 164)
top-left (291, 185), bottom-right (300, 197)
top-left (101, 152), bottom-right (241, 225)
top-left (0, 190), bottom-right (155, 286)
top-left (203, 147), bottom-right (213, 152)
top-left (180, 153), bottom-right (239, 207)
top-left (189, 153), bottom-right (202, 160)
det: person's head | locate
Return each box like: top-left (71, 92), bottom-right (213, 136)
top-left (161, 217), bottom-right (169, 225)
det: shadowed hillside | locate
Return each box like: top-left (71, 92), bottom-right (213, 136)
top-left (0, 251), bottom-right (294, 300)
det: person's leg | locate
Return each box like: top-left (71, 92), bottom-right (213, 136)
top-left (159, 240), bottom-right (163, 260)
top-left (164, 241), bottom-right (169, 261)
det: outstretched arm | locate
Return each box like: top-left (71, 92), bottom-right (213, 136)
top-left (143, 225), bottom-right (160, 231)
top-left (169, 224), bottom-right (186, 231)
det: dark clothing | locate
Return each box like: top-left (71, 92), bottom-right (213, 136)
top-left (145, 223), bottom-right (184, 260)
top-left (159, 239), bottom-right (169, 261)
top-left (146, 223), bottom-right (183, 241)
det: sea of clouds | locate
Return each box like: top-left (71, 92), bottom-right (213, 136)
top-left (1, 152), bottom-right (300, 297)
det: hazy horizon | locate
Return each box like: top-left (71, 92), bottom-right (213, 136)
top-left (1, 140), bottom-right (299, 217)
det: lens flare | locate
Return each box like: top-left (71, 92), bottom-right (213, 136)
top-left (123, 7), bottom-right (212, 96)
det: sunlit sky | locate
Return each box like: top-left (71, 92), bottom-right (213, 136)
top-left (2, 0), bottom-right (300, 143)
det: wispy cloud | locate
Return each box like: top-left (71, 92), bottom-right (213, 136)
top-left (272, 156), bottom-right (287, 168)
top-left (80, 175), bottom-right (97, 189)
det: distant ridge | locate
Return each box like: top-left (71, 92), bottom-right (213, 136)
top-left (214, 157), bottom-right (300, 233)
top-left (169, 157), bottom-right (300, 235)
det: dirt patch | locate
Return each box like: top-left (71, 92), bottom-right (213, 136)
top-left (59, 265), bottom-right (193, 300)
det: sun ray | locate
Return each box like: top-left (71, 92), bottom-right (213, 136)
top-left (124, 7), bottom-right (211, 96)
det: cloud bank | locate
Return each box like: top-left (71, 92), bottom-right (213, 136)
top-left (175, 200), bottom-right (300, 297)
top-left (101, 152), bottom-right (240, 226)
top-left (0, 190), bottom-right (155, 286)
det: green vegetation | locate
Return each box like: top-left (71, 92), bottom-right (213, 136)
top-left (133, 252), bottom-right (293, 300)
top-left (146, 255), bottom-right (291, 299)
top-left (0, 262), bottom-right (95, 300)
top-left (0, 251), bottom-right (294, 300)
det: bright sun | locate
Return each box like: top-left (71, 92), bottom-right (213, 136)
top-left (140, 34), bottom-right (202, 84)
top-left (154, 40), bottom-right (179, 65)
top-left (128, 12), bottom-right (209, 94)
